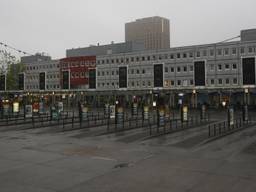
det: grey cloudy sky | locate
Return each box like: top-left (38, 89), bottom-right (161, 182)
top-left (0, 0), bottom-right (256, 59)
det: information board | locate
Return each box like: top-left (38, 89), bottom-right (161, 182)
top-left (110, 105), bottom-right (115, 119)
top-left (116, 107), bottom-right (124, 124)
top-left (25, 105), bottom-right (33, 118)
top-left (13, 102), bottom-right (19, 113)
top-left (143, 106), bottom-right (149, 120)
top-left (158, 108), bottom-right (165, 126)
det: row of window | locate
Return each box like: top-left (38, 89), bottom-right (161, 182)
top-left (97, 63), bottom-right (238, 77)
top-left (26, 74), bottom-right (60, 80)
top-left (26, 64), bottom-right (59, 71)
top-left (61, 62), bottom-right (95, 68)
top-left (26, 84), bottom-right (60, 89)
top-left (97, 77), bottom-right (239, 89)
top-left (210, 78), bottom-right (238, 85)
top-left (97, 46), bottom-right (256, 65)
top-left (210, 63), bottom-right (237, 71)
top-left (71, 72), bottom-right (88, 78)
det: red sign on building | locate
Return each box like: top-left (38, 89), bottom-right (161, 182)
top-left (60, 56), bottom-right (96, 89)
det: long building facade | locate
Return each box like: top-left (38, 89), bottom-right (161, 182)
top-left (20, 29), bottom-right (256, 108)
top-left (24, 59), bottom-right (61, 91)
top-left (95, 37), bottom-right (256, 107)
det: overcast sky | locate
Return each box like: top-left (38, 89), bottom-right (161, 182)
top-left (0, 0), bottom-right (256, 59)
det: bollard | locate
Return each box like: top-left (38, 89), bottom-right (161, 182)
top-left (72, 115), bottom-right (74, 129)
top-left (208, 125), bottom-right (211, 137)
top-left (218, 123), bottom-right (221, 135)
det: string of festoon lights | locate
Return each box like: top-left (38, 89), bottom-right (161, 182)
top-left (0, 41), bottom-right (34, 56)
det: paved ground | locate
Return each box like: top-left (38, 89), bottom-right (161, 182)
top-left (0, 110), bottom-right (256, 192)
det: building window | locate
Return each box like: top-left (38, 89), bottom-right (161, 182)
top-left (210, 64), bottom-right (214, 71)
top-left (218, 79), bottom-right (222, 85)
top-left (210, 49), bottom-right (214, 56)
top-left (183, 53), bottom-right (187, 58)
top-left (171, 80), bottom-right (175, 86)
top-left (240, 47), bottom-right (245, 54)
top-left (248, 46), bottom-right (254, 53)
top-left (136, 57), bottom-right (139, 62)
top-left (190, 66), bottom-right (194, 71)
top-left (183, 66), bottom-right (187, 72)
top-left (164, 80), bottom-right (169, 87)
top-left (177, 80), bottom-right (181, 86)
top-left (218, 64), bottom-right (222, 70)
top-left (136, 69), bottom-right (140, 74)
top-left (177, 53), bottom-right (180, 58)
top-left (217, 49), bottom-right (222, 56)
top-left (147, 56), bottom-right (151, 61)
top-left (211, 79), bottom-right (215, 85)
top-left (142, 56), bottom-right (145, 61)
top-left (171, 67), bottom-right (174, 72)
top-left (131, 57), bottom-right (134, 62)
top-left (165, 67), bottom-right (168, 73)
top-left (232, 48), bottom-right (237, 55)
top-left (170, 54), bottom-right (174, 59)
top-left (225, 78), bottom-right (230, 84)
top-left (225, 64), bottom-right (230, 70)
top-left (177, 67), bottom-right (181, 72)
top-left (233, 78), bottom-right (238, 84)
top-left (142, 69), bottom-right (145, 74)
top-left (183, 80), bottom-right (188, 86)
top-left (190, 79), bottom-right (193, 85)
top-left (232, 63), bottom-right (237, 70)
top-left (224, 48), bottom-right (229, 55)
top-left (196, 51), bottom-right (200, 57)
top-left (189, 52), bottom-right (193, 58)
top-left (203, 50), bottom-right (207, 57)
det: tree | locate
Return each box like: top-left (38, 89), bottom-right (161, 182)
top-left (6, 62), bottom-right (25, 90)
top-left (0, 49), bottom-right (24, 90)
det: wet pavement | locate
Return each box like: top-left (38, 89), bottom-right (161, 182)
top-left (0, 110), bottom-right (256, 192)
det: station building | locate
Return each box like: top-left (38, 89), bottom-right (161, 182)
top-left (95, 29), bottom-right (256, 108)
top-left (59, 56), bottom-right (96, 89)
top-left (24, 55), bottom-right (61, 91)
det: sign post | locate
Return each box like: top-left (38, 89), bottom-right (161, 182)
top-left (181, 105), bottom-right (188, 122)
top-left (201, 104), bottom-right (206, 120)
top-left (157, 107), bottom-right (165, 127)
top-left (242, 105), bottom-right (248, 122)
top-left (227, 106), bottom-right (234, 128)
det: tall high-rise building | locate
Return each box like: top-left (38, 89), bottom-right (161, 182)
top-left (125, 16), bottom-right (170, 50)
